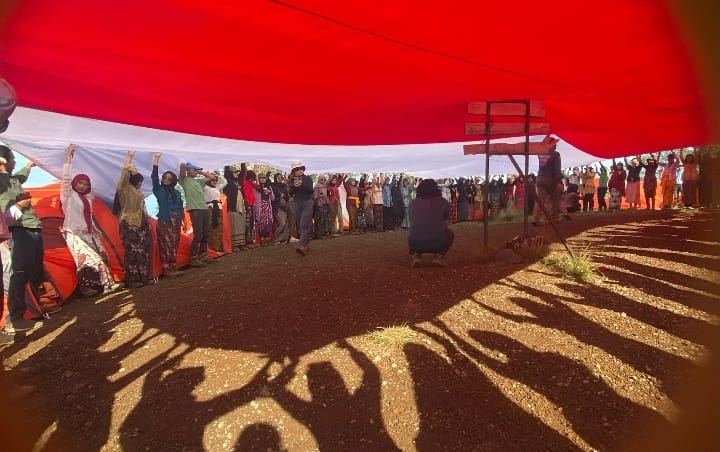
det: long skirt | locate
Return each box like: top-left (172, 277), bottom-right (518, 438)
top-left (156, 214), bottom-right (181, 266)
top-left (643, 177), bottom-right (658, 200)
top-left (347, 203), bottom-right (358, 232)
top-left (373, 204), bottom-right (384, 232)
top-left (682, 180), bottom-right (698, 206)
top-left (245, 204), bottom-right (257, 246)
top-left (228, 210), bottom-right (246, 248)
top-left (625, 181), bottom-right (640, 205)
top-left (65, 230), bottom-right (115, 289)
top-left (450, 199), bottom-right (458, 223)
top-left (119, 219), bottom-right (153, 285)
top-left (207, 206), bottom-right (225, 252)
top-left (314, 204), bottom-right (330, 238)
top-left (662, 178), bottom-right (676, 208)
top-left (256, 200), bottom-right (273, 238)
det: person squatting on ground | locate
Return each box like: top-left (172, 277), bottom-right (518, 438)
top-left (289, 161), bottom-right (314, 255)
top-left (114, 150), bottom-right (153, 288)
top-left (532, 143), bottom-right (566, 225)
top-left (61, 144), bottom-right (124, 296)
top-left (180, 161), bottom-right (215, 266)
top-left (152, 152), bottom-right (185, 277)
top-left (408, 178), bottom-right (454, 267)
top-left (0, 145), bottom-right (46, 333)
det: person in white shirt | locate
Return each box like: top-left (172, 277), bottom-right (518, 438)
top-left (60, 144), bottom-right (124, 296)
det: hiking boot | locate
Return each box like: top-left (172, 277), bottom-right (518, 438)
top-left (296, 245), bottom-right (309, 255)
top-left (432, 254), bottom-right (446, 267)
top-left (410, 253), bottom-right (421, 268)
top-left (4, 318), bottom-right (42, 334)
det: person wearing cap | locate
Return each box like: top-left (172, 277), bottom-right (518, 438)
top-left (0, 145), bottom-right (45, 333)
top-left (61, 144), bottom-right (124, 296)
top-left (288, 161), bottom-right (314, 254)
top-left (180, 160), bottom-right (216, 266)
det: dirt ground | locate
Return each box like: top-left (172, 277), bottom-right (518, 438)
top-left (1, 208), bottom-right (719, 451)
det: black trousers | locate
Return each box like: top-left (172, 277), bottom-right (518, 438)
top-left (8, 228), bottom-right (44, 320)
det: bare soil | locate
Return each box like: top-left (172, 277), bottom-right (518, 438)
top-left (2, 209), bottom-right (719, 451)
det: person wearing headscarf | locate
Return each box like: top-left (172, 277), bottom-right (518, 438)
top-left (270, 172), bottom-right (290, 243)
top-left (680, 150), bottom-right (699, 207)
top-left (115, 150), bottom-right (153, 288)
top-left (343, 175), bottom-right (360, 233)
top-left (640, 154), bottom-right (660, 210)
top-left (407, 178), bottom-right (454, 267)
top-left (239, 162), bottom-right (258, 248)
top-left (203, 171), bottom-right (225, 253)
top-left (61, 144), bottom-right (124, 295)
top-left (223, 164), bottom-right (246, 251)
top-left (253, 172), bottom-right (275, 245)
top-left (659, 151), bottom-right (680, 209)
top-left (313, 174), bottom-right (330, 239)
top-left (152, 152), bottom-right (185, 277)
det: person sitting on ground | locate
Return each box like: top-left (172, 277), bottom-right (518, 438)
top-left (61, 144), bottom-right (124, 296)
top-left (151, 152), bottom-right (185, 277)
top-left (408, 178), bottom-right (454, 268)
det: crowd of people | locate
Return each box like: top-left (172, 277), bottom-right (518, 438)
top-left (1, 143), bottom-right (720, 345)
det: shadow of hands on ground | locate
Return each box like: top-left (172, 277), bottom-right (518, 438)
top-left (406, 325), bottom-right (576, 451)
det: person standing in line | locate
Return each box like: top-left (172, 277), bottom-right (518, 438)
top-left (608, 159), bottom-right (627, 209)
top-left (596, 162), bottom-right (609, 211)
top-left (203, 171), bottom-right (225, 254)
top-left (370, 174), bottom-right (384, 232)
top-left (151, 152), bottom-right (185, 277)
top-left (289, 161), bottom-right (314, 255)
top-left (659, 151), bottom-right (680, 209)
top-left (408, 179), bottom-right (454, 268)
top-left (222, 164), bottom-right (246, 251)
top-left (624, 156), bottom-right (642, 209)
top-left (114, 150), bottom-right (153, 288)
top-left (179, 161), bottom-right (215, 266)
top-left (580, 166), bottom-right (597, 212)
top-left (0, 146), bottom-right (45, 333)
top-left (313, 174), bottom-right (330, 239)
top-left (343, 175), bottom-right (360, 234)
top-left (61, 144), bottom-right (125, 295)
top-left (640, 154), bottom-right (660, 210)
top-left (270, 173), bottom-right (290, 243)
top-left (532, 143), bottom-right (565, 225)
top-left (400, 176), bottom-right (416, 229)
top-left (680, 150), bottom-right (699, 208)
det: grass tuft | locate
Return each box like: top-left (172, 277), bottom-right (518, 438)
top-left (544, 248), bottom-right (597, 282)
top-left (492, 205), bottom-right (524, 223)
top-left (368, 323), bottom-right (416, 345)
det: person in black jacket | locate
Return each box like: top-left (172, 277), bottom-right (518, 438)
top-left (289, 161), bottom-right (314, 255)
